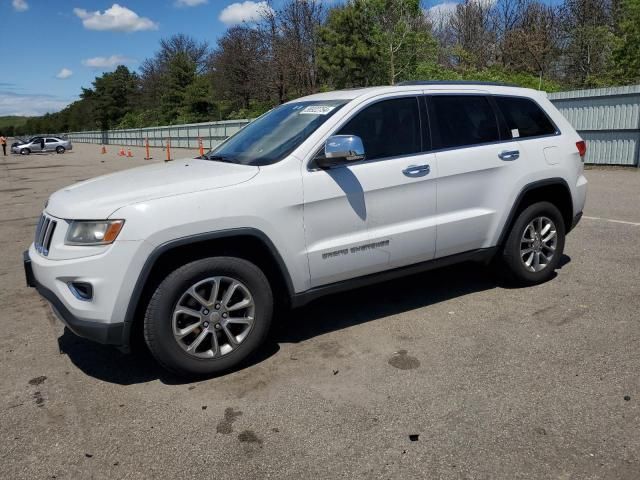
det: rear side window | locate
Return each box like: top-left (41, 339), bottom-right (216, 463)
top-left (494, 96), bottom-right (557, 139)
top-left (338, 97), bottom-right (421, 160)
top-left (429, 95), bottom-right (500, 149)
top-left (45, 138), bottom-right (57, 143)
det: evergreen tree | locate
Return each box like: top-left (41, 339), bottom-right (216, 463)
top-left (612, 0), bottom-right (640, 83)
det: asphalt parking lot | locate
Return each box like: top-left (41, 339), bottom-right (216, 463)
top-left (1, 144), bottom-right (639, 479)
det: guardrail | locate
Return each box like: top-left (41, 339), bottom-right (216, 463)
top-left (65, 119), bottom-right (251, 150)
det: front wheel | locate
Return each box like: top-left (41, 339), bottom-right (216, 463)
top-left (20, 148), bottom-right (30, 155)
top-left (144, 257), bottom-right (273, 377)
top-left (500, 201), bottom-right (565, 285)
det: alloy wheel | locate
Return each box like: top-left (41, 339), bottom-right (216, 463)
top-left (520, 216), bottom-right (557, 272)
top-left (171, 276), bottom-right (255, 359)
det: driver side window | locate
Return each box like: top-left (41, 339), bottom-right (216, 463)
top-left (337, 97), bottom-right (422, 161)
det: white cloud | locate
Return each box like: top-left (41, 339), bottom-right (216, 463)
top-left (426, 2), bottom-right (458, 24)
top-left (73, 4), bottom-right (158, 32)
top-left (12, 0), bottom-right (28, 12)
top-left (82, 55), bottom-right (136, 69)
top-left (56, 68), bottom-right (73, 79)
top-left (0, 91), bottom-right (70, 116)
top-left (426, 0), bottom-right (496, 24)
top-left (175, 0), bottom-right (207, 6)
top-left (218, 1), bottom-right (272, 25)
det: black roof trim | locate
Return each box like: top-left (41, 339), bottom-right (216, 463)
top-left (396, 80), bottom-right (519, 87)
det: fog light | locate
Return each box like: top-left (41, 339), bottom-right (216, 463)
top-left (68, 282), bottom-right (93, 301)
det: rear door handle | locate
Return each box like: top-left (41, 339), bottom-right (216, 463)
top-left (402, 164), bottom-right (430, 177)
top-left (499, 150), bottom-right (520, 161)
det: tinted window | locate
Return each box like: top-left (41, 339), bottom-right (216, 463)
top-left (338, 97), bottom-right (421, 160)
top-left (45, 138), bottom-right (57, 143)
top-left (429, 95), bottom-right (499, 149)
top-left (495, 96), bottom-right (556, 138)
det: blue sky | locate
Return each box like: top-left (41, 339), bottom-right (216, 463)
top-left (0, 0), bottom-right (455, 116)
top-left (1, 0), bottom-right (276, 115)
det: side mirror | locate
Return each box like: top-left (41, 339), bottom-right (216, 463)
top-left (316, 135), bottom-right (365, 169)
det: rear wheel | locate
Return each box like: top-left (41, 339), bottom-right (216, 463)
top-left (501, 201), bottom-right (565, 285)
top-left (144, 257), bottom-right (273, 377)
top-left (20, 148), bottom-right (30, 155)
top-left (56, 146), bottom-right (65, 154)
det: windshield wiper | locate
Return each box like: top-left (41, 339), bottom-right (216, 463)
top-left (204, 154), bottom-right (237, 163)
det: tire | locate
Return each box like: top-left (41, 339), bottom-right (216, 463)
top-left (144, 257), bottom-right (273, 377)
top-left (500, 201), bottom-right (565, 285)
top-left (20, 148), bottom-right (30, 155)
top-left (56, 146), bottom-right (65, 154)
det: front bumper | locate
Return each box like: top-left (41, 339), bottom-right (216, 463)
top-left (25, 249), bottom-right (127, 346)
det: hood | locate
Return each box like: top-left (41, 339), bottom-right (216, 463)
top-left (46, 158), bottom-right (259, 219)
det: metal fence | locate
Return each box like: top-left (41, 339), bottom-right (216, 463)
top-left (548, 85), bottom-right (640, 166)
top-left (65, 119), bottom-right (251, 150)
top-left (63, 85), bottom-right (640, 166)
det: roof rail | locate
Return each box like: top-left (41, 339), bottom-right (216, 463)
top-left (396, 80), bottom-right (518, 87)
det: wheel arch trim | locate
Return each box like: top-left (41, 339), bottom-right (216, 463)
top-left (121, 228), bottom-right (295, 347)
top-left (497, 177), bottom-right (574, 247)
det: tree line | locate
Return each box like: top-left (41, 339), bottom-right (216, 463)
top-left (7, 0), bottom-right (640, 137)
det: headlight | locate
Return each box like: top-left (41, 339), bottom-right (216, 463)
top-left (65, 220), bottom-right (125, 246)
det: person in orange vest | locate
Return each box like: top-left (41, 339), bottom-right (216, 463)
top-left (0, 134), bottom-right (6, 156)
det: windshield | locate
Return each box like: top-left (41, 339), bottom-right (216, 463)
top-left (205, 100), bottom-right (347, 166)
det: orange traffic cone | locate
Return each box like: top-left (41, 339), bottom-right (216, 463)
top-left (144, 138), bottom-right (152, 160)
top-left (127, 148), bottom-right (133, 158)
top-left (118, 147), bottom-right (126, 156)
top-left (165, 138), bottom-right (172, 162)
top-left (101, 145), bottom-right (107, 154)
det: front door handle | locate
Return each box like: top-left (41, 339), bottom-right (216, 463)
top-left (402, 164), bottom-right (430, 177)
top-left (499, 150), bottom-right (520, 161)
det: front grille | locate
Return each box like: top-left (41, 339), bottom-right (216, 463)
top-left (34, 214), bottom-right (57, 256)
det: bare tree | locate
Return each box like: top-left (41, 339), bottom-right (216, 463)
top-left (492, 0), bottom-right (528, 68)
top-left (504, 2), bottom-right (562, 83)
top-left (449, 0), bottom-right (497, 69)
top-left (279, 0), bottom-right (325, 93)
top-left (260, 5), bottom-right (288, 104)
top-left (157, 34), bottom-right (210, 74)
top-left (211, 26), bottom-right (269, 110)
top-left (259, 0), bottom-right (326, 102)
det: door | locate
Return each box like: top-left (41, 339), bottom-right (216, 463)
top-left (303, 96), bottom-right (437, 287)
top-left (44, 138), bottom-right (58, 151)
top-left (29, 137), bottom-right (43, 152)
top-left (428, 94), bottom-right (523, 258)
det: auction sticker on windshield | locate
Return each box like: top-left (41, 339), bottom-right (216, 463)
top-left (300, 105), bottom-right (337, 115)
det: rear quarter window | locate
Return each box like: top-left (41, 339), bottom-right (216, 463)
top-left (494, 96), bottom-right (557, 139)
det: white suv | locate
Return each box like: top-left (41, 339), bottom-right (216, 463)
top-left (24, 82), bottom-right (587, 376)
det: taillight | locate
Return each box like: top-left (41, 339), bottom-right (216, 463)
top-left (576, 140), bottom-right (587, 157)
